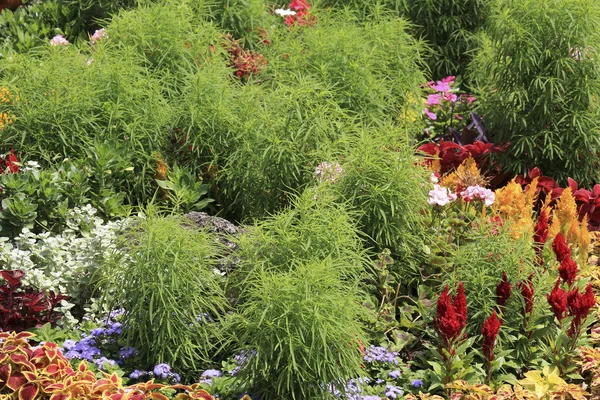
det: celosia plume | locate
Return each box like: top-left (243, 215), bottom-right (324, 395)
top-left (567, 284), bottom-right (595, 338)
top-left (546, 279), bottom-right (568, 321)
top-left (558, 258), bottom-right (578, 285)
top-left (552, 233), bottom-right (571, 263)
top-left (517, 275), bottom-right (535, 315)
top-left (533, 209), bottom-right (549, 247)
top-left (435, 284), bottom-right (467, 345)
top-left (482, 311), bottom-right (502, 362)
top-left (496, 272), bottom-right (512, 307)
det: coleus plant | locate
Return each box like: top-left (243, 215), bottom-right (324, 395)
top-left (0, 331), bottom-right (216, 400)
top-left (0, 270), bottom-right (67, 332)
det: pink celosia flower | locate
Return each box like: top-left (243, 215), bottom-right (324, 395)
top-left (90, 28), bottom-right (107, 44)
top-left (50, 35), bottom-right (69, 46)
top-left (426, 93), bottom-right (441, 106)
top-left (424, 108), bottom-right (437, 120)
top-left (428, 184), bottom-right (457, 206)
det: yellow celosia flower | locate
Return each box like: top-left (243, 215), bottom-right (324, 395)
top-left (493, 179), bottom-right (536, 239)
top-left (555, 187), bottom-right (578, 228)
top-left (440, 156), bottom-right (488, 192)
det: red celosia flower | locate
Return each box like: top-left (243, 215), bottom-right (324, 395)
top-left (552, 233), bottom-right (571, 263)
top-left (517, 275), bottom-right (535, 315)
top-left (546, 279), bottom-right (568, 321)
top-left (435, 284), bottom-right (467, 345)
top-left (482, 311), bottom-right (502, 362)
top-left (558, 258), bottom-right (578, 285)
top-left (567, 284), bottom-right (596, 337)
top-left (533, 209), bottom-right (549, 250)
top-left (289, 0), bottom-right (310, 11)
top-left (496, 272), bottom-right (512, 307)
top-left (454, 282), bottom-right (467, 327)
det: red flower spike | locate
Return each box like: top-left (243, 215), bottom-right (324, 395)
top-left (552, 233), bottom-right (571, 263)
top-left (567, 284), bottom-right (596, 337)
top-left (558, 258), bottom-right (578, 285)
top-left (547, 279), bottom-right (568, 321)
top-left (533, 209), bottom-right (549, 250)
top-left (482, 311), bottom-right (502, 362)
top-left (454, 282), bottom-right (467, 327)
top-left (517, 275), bottom-right (535, 315)
top-left (496, 272), bottom-right (512, 306)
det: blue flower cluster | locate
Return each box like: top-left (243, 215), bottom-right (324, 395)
top-left (230, 349), bottom-right (257, 376)
top-left (363, 345), bottom-right (399, 364)
top-left (128, 363), bottom-right (181, 383)
top-left (199, 369), bottom-right (222, 385)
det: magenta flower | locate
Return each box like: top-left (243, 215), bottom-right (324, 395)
top-left (424, 107), bottom-right (437, 120)
top-left (432, 81), bottom-right (451, 92)
top-left (444, 92), bottom-right (458, 103)
top-left (426, 93), bottom-right (442, 106)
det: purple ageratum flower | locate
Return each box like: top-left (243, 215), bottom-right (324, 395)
top-left (385, 384), bottom-right (403, 399)
top-left (95, 357), bottom-right (117, 370)
top-left (362, 396), bottom-right (382, 400)
top-left (91, 327), bottom-right (107, 337)
top-left (388, 370), bottom-right (401, 379)
top-left (62, 339), bottom-right (77, 350)
top-left (423, 108), bottom-right (437, 121)
top-left (119, 346), bottom-right (136, 359)
top-left (153, 363), bottom-right (172, 379)
top-left (129, 370), bottom-right (147, 380)
top-left (107, 322), bottom-right (122, 336)
top-left (169, 373), bottom-right (181, 383)
top-left (411, 379), bottom-right (424, 388)
top-left (364, 345), bottom-right (398, 364)
top-left (201, 369), bottom-right (222, 378)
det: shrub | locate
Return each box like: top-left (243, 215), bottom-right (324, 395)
top-left (471, 0), bottom-right (600, 185)
top-left (402, 0), bottom-right (488, 83)
top-left (98, 210), bottom-right (228, 378)
top-left (330, 128), bottom-right (431, 281)
top-left (230, 259), bottom-right (368, 399)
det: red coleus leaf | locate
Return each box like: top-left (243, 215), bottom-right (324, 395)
top-left (49, 393), bottom-right (72, 400)
top-left (7, 371), bottom-right (28, 391)
top-left (10, 353), bottom-right (36, 371)
top-left (18, 382), bottom-right (39, 400)
top-left (0, 362), bottom-right (11, 389)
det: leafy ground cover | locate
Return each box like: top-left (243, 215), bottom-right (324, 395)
top-left (1, 0), bottom-right (600, 399)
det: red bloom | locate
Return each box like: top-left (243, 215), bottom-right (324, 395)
top-left (517, 275), bottom-right (535, 315)
top-left (558, 258), bottom-right (578, 285)
top-left (552, 233), bottom-right (571, 263)
top-left (482, 311), bottom-right (502, 362)
top-left (496, 272), bottom-right (512, 306)
top-left (435, 284), bottom-right (467, 345)
top-left (289, 0), bottom-right (310, 10)
top-left (546, 279), bottom-right (568, 321)
top-left (533, 209), bottom-right (549, 248)
top-left (454, 282), bottom-right (467, 327)
top-left (567, 284), bottom-right (596, 337)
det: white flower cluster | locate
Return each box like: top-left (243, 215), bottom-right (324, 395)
top-left (314, 161), bottom-right (344, 183)
top-left (0, 205), bottom-right (128, 325)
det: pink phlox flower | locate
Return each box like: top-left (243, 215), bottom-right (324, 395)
top-left (424, 107), bottom-right (437, 120)
top-left (90, 28), bottom-right (107, 44)
top-left (441, 76), bottom-right (456, 84)
top-left (50, 34), bottom-right (69, 46)
top-left (455, 114), bottom-right (464, 121)
top-left (428, 184), bottom-right (457, 206)
top-left (467, 95), bottom-right (476, 104)
top-left (432, 81), bottom-right (451, 92)
top-left (460, 185), bottom-right (495, 206)
top-left (444, 92), bottom-right (458, 103)
top-left (426, 93), bottom-right (441, 106)
top-left (430, 173), bottom-right (439, 184)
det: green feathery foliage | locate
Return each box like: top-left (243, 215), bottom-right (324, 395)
top-left (471, 0), bottom-right (600, 185)
top-left (97, 209), bottom-right (228, 378)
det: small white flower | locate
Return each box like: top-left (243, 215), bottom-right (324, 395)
top-left (50, 35), bottom-right (69, 46)
top-left (275, 8), bottom-right (296, 16)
